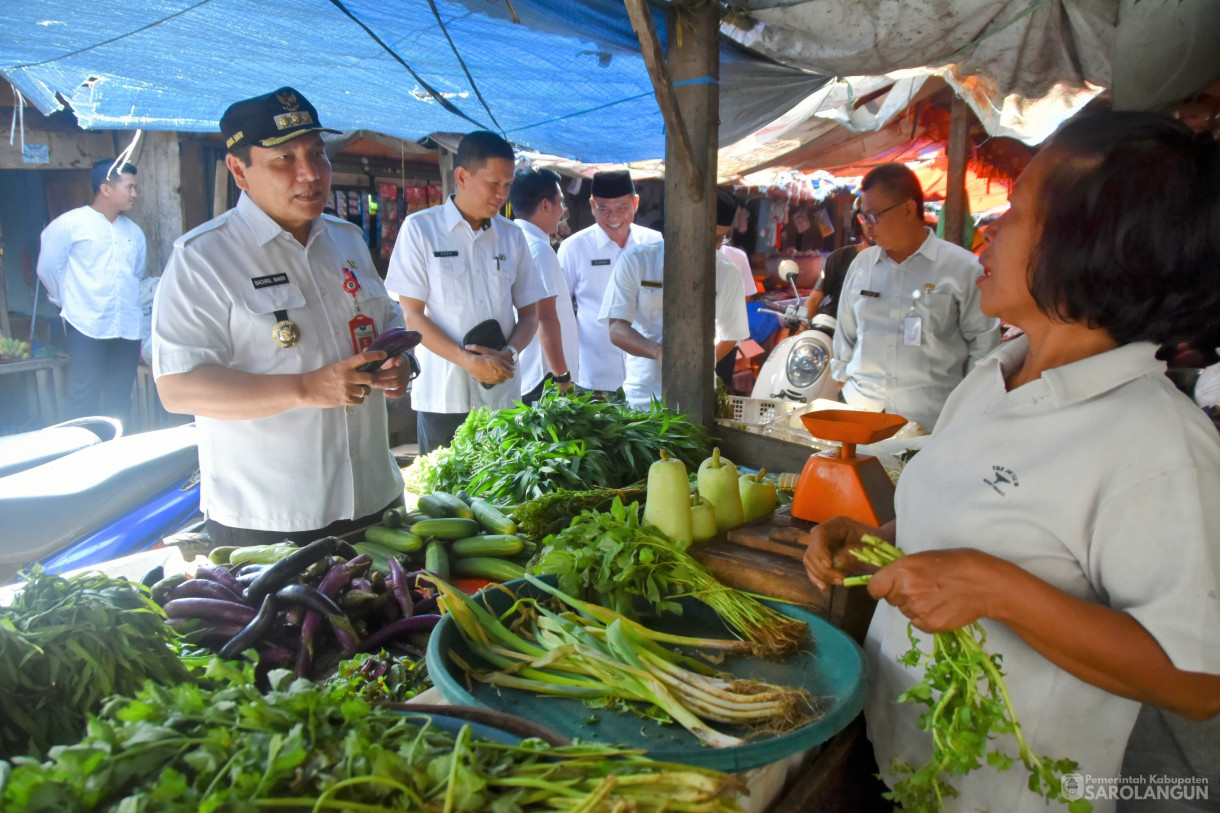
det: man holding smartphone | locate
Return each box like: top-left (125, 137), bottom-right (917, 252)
top-left (152, 87), bottom-right (410, 546)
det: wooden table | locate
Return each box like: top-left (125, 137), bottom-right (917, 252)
top-left (0, 356), bottom-right (67, 427)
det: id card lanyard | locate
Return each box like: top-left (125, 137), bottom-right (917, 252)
top-left (903, 283), bottom-right (936, 346)
top-left (343, 263), bottom-right (376, 354)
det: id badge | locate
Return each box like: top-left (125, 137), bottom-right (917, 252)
top-left (903, 315), bottom-right (923, 346)
top-left (349, 314), bottom-right (376, 354)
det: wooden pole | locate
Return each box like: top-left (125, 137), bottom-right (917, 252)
top-left (943, 94), bottom-right (969, 247)
top-left (658, 2), bottom-right (719, 424)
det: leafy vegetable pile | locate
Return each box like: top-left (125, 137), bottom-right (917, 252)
top-left (511, 487), bottom-right (644, 540)
top-left (846, 536), bottom-right (1088, 813)
top-left (436, 575), bottom-right (816, 749)
top-left (410, 388), bottom-right (712, 504)
top-left (534, 498), bottom-right (807, 657)
top-left (0, 567), bottom-right (191, 760)
top-left (0, 657), bottom-right (745, 813)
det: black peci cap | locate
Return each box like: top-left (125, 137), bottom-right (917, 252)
top-left (220, 87), bottom-right (339, 152)
top-left (591, 170), bottom-right (635, 199)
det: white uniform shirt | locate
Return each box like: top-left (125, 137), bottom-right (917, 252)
top-left (152, 192), bottom-right (404, 532)
top-left (598, 242), bottom-right (750, 409)
top-left (865, 337), bottom-right (1220, 813)
top-left (36, 205), bottom-right (146, 340)
top-left (385, 197), bottom-right (546, 413)
top-left (719, 244), bottom-right (757, 296)
top-left (558, 222), bottom-right (662, 391)
top-left (832, 229), bottom-right (1000, 430)
top-left (514, 218), bottom-right (579, 394)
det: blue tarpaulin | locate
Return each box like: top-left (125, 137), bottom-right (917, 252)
top-left (0, 0), bottom-right (828, 163)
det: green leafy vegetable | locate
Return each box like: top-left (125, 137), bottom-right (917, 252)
top-left (0, 566), bottom-right (192, 760)
top-left (511, 487), bottom-right (644, 540)
top-left (534, 498), bottom-right (806, 657)
top-left (409, 388), bottom-right (712, 504)
top-left (846, 536), bottom-right (1090, 813)
top-left (0, 657), bottom-right (745, 813)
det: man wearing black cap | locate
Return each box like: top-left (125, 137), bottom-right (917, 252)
top-left (37, 158), bottom-right (146, 424)
top-left (557, 170), bottom-right (661, 396)
top-left (152, 87), bottom-right (411, 546)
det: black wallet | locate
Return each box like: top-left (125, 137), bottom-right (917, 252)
top-left (462, 318), bottom-right (508, 389)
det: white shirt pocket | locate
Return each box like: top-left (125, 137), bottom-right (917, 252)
top-left (431, 257), bottom-right (468, 305)
top-left (918, 290), bottom-right (956, 332)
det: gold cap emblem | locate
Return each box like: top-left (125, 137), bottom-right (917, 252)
top-left (272, 319), bottom-right (301, 348)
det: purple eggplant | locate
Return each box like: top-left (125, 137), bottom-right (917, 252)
top-left (163, 597), bottom-right (257, 625)
top-left (246, 537), bottom-right (338, 604)
top-left (170, 579), bottom-right (244, 603)
top-left (356, 328), bottom-right (423, 373)
top-left (387, 556), bottom-right (414, 618)
top-left (274, 583), bottom-right (344, 617)
top-left (350, 577), bottom-right (374, 593)
top-left (412, 594), bottom-right (439, 616)
top-left (194, 563), bottom-right (246, 596)
top-left (358, 614), bottom-right (442, 651)
top-left (329, 615), bottom-right (359, 655)
top-left (219, 594), bottom-right (281, 660)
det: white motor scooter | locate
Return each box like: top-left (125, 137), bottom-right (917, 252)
top-left (751, 260), bottom-right (840, 403)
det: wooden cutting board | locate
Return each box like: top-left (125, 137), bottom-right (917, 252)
top-left (724, 506), bottom-right (815, 560)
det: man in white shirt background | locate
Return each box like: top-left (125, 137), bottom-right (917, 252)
top-left (558, 170), bottom-right (662, 397)
top-left (599, 237), bottom-right (751, 410)
top-left (385, 131), bottom-right (546, 453)
top-left (37, 159), bottom-right (147, 425)
top-left (832, 163), bottom-right (1000, 430)
top-left (509, 167), bottom-right (577, 403)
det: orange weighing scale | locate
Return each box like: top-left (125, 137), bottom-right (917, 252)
top-left (790, 410), bottom-right (907, 526)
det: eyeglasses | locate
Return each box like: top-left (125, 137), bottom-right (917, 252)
top-left (859, 199), bottom-right (908, 226)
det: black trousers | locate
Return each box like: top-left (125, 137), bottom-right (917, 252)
top-left (63, 321), bottom-right (140, 426)
top-left (416, 410), bottom-right (469, 455)
top-left (205, 494), bottom-right (404, 548)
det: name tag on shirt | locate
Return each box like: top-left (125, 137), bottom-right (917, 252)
top-left (591, 259), bottom-right (612, 266)
top-left (861, 289), bottom-right (881, 298)
top-left (251, 273), bottom-right (289, 289)
top-left (433, 250), bottom-right (460, 258)
top-left (641, 280), bottom-right (663, 289)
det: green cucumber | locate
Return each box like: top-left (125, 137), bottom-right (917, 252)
top-left (425, 539), bottom-right (450, 579)
top-left (207, 545), bottom-right (239, 565)
top-left (229, 543), bottom-right (298, 566)
top-left (450, 534), bottom-right (525, 558)
top-left (382, 506), bottom-right (408, 528)
top-left (409, 517), bottom-right (480, 539)
top-left (451, 557), bottom-right (526, 582)
top-left (456, 489), bottom-right (473, 505)
top-left (364, 525), bottom-right (424, 553)
top-left (418, 492), bottom-right (475, 519)
top-left (469, 498), bottom-right (517, 535)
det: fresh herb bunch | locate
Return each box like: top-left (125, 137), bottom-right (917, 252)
top-left (412, 388), bottom-right (712, 504)
top-left (0, 567), bottom-right (191, 760)
top-left (0, 657), bottom-right (744, 813)
top-left (534, 498), bottom-right (806, 657)
top-left (846, 536), bottom-right (1090, 813)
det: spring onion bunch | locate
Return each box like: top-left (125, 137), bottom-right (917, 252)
top-left (844, 536), bottom-right (1089, 812)
top-left (433, 575), bottom-right (817, 749)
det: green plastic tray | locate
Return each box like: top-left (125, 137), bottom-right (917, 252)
top-left (426, 576), bottom-right (867, 772)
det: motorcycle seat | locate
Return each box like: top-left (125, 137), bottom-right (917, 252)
top-left (0, 424), bottom-right (198, 567)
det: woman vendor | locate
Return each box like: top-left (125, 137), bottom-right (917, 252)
top-left (803, 110), bottom-right (1220, 813)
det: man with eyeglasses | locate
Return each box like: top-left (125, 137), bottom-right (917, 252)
top-left (831, 163), bottom-right (1000, 431)
top-left (558, 170), bottom-right (662, 397)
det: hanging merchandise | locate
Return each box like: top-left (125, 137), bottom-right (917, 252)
top-left (815, 207), bottom-right (835, 238)
top-left (792, 208), bottom-right (811, 235)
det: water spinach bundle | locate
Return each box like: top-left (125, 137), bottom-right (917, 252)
top-left (0, 657), bottom-right (744, 813)
top-left (411, 387), bottom-right (712, 504)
